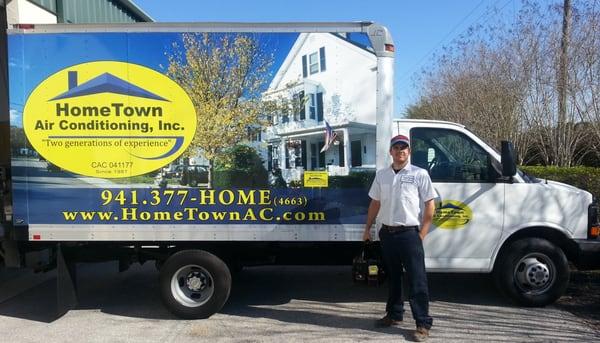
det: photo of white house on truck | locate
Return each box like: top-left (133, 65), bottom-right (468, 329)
top-left (260, 32), bottom-right (377, 183)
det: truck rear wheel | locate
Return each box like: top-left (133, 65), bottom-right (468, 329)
top-left (493, 238), bottom-right (569, 307)
top-left (159, 250), bottom-right (231, 319)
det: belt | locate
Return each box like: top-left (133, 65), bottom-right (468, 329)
top-left (381, 224), bottom-right (418, 232)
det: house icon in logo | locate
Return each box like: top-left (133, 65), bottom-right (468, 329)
top-left (440, 203), bottom-right (463, 210)
top-left (51, 71), bottom-right (169, 101)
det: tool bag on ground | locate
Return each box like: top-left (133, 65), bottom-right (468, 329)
top-left (352, 241), bottom-right (386, 286)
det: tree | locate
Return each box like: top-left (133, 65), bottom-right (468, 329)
top-left (166, 33), bottom-right (275, 187)
top-left (407, 0), bottom-right (600, 167)
top-left (569, 1), bottom-right (600, 152)
top-left (406, 41), bottom-right (534, 163)
top-left (213, 145), bottom-right (268, 188)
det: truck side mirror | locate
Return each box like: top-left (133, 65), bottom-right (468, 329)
top-left (501, 141), bottom-right (517, 177)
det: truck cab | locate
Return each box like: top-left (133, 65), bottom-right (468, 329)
top-left (394, 118), bottom-right (600, 306)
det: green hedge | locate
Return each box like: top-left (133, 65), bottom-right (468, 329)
top-left (213, 170), bottom-right (268, 188)
top-left (520, 166), bottom-right (600, 199)
top-left (328, 171), bottom-right (375, 189)
top-left (213, 145), bottom-right (268, 188)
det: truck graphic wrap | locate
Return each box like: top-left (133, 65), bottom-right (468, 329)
top-left (8, 31), bottom-right (377, 229)
top-left (13, 187), bottom-right (370, 225)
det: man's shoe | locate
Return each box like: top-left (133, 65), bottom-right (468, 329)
top-left (413, 326), bottom-right (429, 342)
top-left (374, 315), bottom-right (402, 328)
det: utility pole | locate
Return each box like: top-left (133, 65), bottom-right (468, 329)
top-left (557, 0), bottom-right (571, 166)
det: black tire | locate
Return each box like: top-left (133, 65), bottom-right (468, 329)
top-left (493, 238), bottom-right (569, 307)
top-left (155, 259), bottom-right (163, 271)
top-left (159, 250), bottom-right (231, 319)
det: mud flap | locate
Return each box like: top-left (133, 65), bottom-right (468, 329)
top-left (56, 244), bottom-right (77, 317)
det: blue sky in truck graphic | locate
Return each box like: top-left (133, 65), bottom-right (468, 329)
top-left (7, 32), bottom-right (300, 127)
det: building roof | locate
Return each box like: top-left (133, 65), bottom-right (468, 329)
top-left (268, 32), bottom-right (376, 91)
top-left (115, 0), bottom-right (154, 22)
top-left (51, 72), bottom-right (167, 101)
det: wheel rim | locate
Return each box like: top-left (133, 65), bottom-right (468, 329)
top-left (513, 253), bottom-right (555, 295)
top-left (171, 264), bottom-right (215, 307)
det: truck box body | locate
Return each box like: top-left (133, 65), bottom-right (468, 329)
top-left (5, 23), bottom-right (393, 244)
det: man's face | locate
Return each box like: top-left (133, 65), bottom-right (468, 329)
top-left (390, 143), bottom-right (410, 164)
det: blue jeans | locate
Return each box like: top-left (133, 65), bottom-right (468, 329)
top-left (379, 227), bottom-right (433, 329)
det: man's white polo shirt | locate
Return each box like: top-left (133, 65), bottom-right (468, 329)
top-left (368, 163), bottom-right (436, 227)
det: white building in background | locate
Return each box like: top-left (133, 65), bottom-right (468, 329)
top-left (261, 32), bottom-right (377, 182)
top-left (5, 0), bottom-right (152, 25)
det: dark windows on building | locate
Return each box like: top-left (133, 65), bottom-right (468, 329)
top-left (310, 143), bottom-right (317, 170)
top-left (309, 52), bottom-right (319, 74)
top-left (302, 47), bottom-right (326, 77)
top-left (316, 92), bottom-right (323, 122)
top-left (247, 127), bottom-right (261, 142)
top-left (293, 91), bottom-right (305, 121)
top-left (308, 93), bottom-right (316, 120)
top-left (277, 91), bottom-right (322, 124)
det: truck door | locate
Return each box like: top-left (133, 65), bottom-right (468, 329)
top-left (410, 127), bottom-right (504, 271)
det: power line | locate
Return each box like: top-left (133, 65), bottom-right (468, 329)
top-left (396, 0), bottom-right (488, 85)
top-left (397, 0), bottom-right (515, 86)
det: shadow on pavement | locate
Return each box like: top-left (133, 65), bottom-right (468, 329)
top-left (0, 263), bottom-right (507, 323)
top-left (1, 264), bottom-right (597, 341)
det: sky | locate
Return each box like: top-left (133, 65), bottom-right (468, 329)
top-left (133, 0), bottom-right (523, 117)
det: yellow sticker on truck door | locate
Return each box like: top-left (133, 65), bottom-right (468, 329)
top-left (432, 200), bottom-right (473, 229)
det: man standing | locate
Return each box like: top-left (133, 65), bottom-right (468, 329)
top-left (363, 134), bottom-right (436, 342)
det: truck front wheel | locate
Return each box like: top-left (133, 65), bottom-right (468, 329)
top-left (493, 238), bottom-right (569, 307)
top-left (159, 250), bottom-right (231, 319)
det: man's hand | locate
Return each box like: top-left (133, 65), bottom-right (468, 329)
top-left (419, 199), bottom-right (435, 241)
top-left (363, 200), bottom-right (380, 242)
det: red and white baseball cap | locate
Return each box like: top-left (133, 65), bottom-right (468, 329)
top-left (390, 134), bottom-right (410, 148)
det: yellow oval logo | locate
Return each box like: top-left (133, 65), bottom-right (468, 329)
top-left (432, 200), bottom-right (473, 229)
top-left (23, 61), bottom-right (197, 178)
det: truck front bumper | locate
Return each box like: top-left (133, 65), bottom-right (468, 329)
top-left (574, 239), bottom-right (600, 270)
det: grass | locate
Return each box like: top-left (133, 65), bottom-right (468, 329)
top-left (555, 270), bottom-right (600, 331)
top-left (109, 175), bottom-right (157, 184)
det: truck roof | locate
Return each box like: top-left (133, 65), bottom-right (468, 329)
top-left (393, 118), bottom-right (466, 129)
top-left (8, 22), bottom-right (377, 34)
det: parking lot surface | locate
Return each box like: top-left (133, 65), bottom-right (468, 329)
top-left (1, 263), bottom-right (598, 342)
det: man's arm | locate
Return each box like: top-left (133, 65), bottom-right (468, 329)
top-left (419, 199), bottom-right (435, 240)
top-left (363, 199), bottom-right (381, 241)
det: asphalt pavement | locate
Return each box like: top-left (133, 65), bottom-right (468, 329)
top-left (0, 263), bottom-right (598, 342)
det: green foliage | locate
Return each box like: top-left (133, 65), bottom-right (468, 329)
top-left (213, 145), bottom-right (268, 188)
top-left (520, 166), bottom-right (600, 199)
top-left (328, 171), bottom-right (375, 189)
top-left (288, 180), bottom-right (302, 188)
top-left (110, 172), bottom-right (158, 185)
top-left (166, 33), bottom-right (274, 163)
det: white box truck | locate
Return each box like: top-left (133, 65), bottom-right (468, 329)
top-left (0, 22), bottom-right (598, 319)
